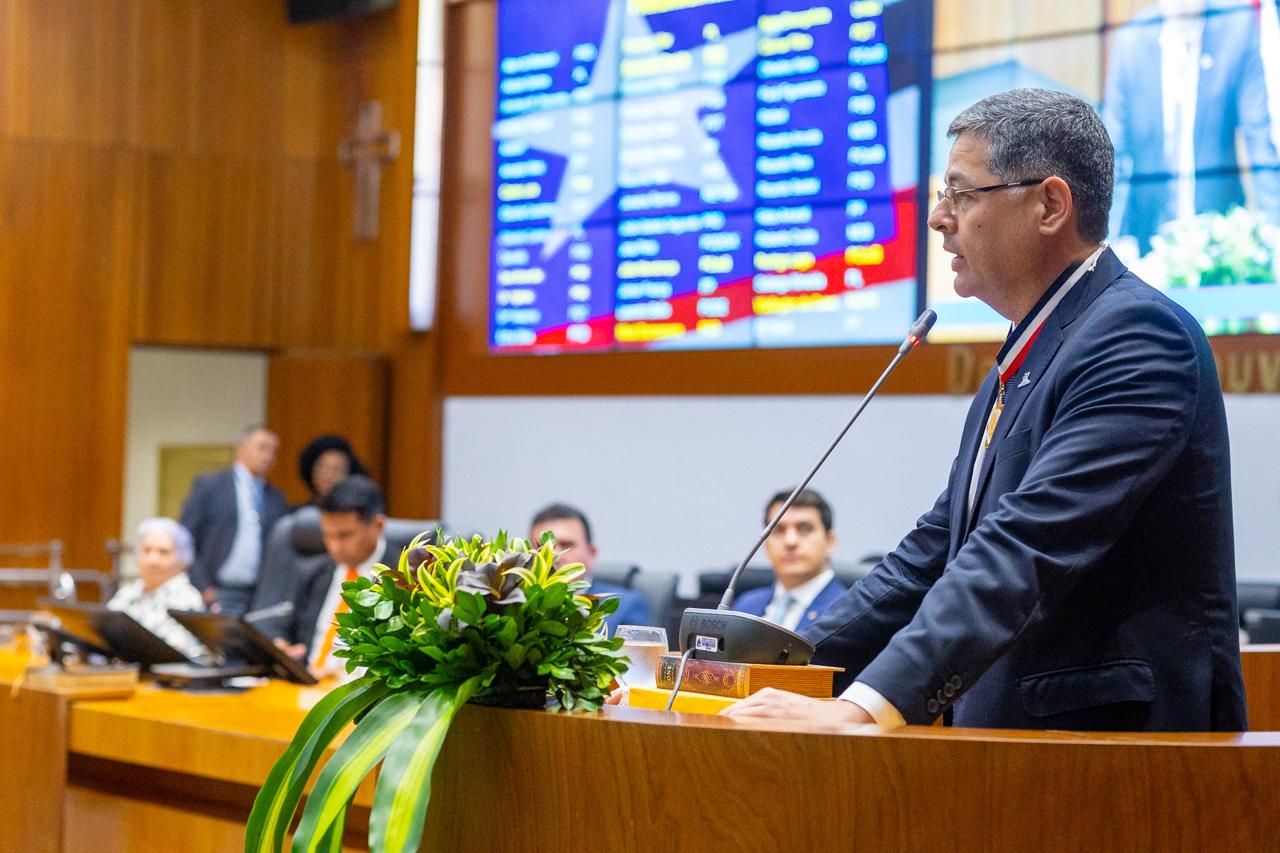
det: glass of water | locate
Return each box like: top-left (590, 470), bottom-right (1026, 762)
top-left (615, 624), bottom-right (668, 689)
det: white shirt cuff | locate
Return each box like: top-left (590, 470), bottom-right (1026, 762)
top-left (839, 681), bottom-right (907, 729)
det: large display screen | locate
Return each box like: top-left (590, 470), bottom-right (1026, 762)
top-left (484, 0), bottom-right (1280, 351)
top-left (490, 0), bottom-right (931, 352)
top-left (926, 0), bottom-right (1280, 342)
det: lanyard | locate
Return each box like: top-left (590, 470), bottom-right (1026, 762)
top-left (982, 244), bottom-right (1107, 449)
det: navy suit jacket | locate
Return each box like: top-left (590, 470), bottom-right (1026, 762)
top-left (806, 250), bottom-right (1246, 731)
top-left (285, 542), bottom-right (389, 656)
top-left (590, 580), bottom-right (653, 637)
top-left (734, 576), bottom-right (847, 632)
top-left (179, 468), bottom-right (289, 592)
top-left (1103, 1), bottom-right (1280, 251)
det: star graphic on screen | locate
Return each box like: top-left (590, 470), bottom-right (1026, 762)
top-left (493, 0), bottom-right (758, 258)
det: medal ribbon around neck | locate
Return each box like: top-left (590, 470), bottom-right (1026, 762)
top-left (982, 244), bottom-right (1108, 449)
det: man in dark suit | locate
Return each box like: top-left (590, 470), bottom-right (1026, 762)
top-left (734, 489), bottom-right (845, 633)
top-left (179, 425), bottom-right (288, 618)
top-left (1103, 0), bottom-right (1280, 253)
top-left (726, 89), bottom-right (1246, 732)
top-left (530, 503), bottom-right (653, 636)
top-left (277, 475), bottom-right (387, 682)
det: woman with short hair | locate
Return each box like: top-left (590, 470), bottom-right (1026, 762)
top-left (107, 517), bottom-right (208, 661)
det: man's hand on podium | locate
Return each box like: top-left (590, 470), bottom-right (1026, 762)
top-left (721, 688), bottom-right (875, 725)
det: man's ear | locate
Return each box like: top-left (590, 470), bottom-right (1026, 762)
top-left (1038, 176), bottom-right (1074, 236)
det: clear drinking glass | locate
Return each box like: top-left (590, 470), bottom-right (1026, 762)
top-left (615, 625), bottom-right (668, 689)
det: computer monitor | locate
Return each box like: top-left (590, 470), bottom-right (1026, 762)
top-left (168, 610), bottom-right (317, 685)
top-left (42, 602), bottom-right (191, 666)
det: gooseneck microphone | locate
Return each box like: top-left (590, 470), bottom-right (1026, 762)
top-left (676, 309), bottom-right (937, 668)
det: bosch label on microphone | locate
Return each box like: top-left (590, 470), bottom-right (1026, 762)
top-left (694, 635), bottom-right (720, 652)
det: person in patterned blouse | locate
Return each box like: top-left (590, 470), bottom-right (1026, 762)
top-left (107, 518), bottom-right (209, 661)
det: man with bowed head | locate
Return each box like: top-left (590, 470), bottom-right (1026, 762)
top-left (726, 89), bottom-right (1245, 732)
top-left (277, 475), bottom-right (388, 682)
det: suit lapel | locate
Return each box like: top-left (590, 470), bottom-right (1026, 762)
top-left (952, 369), bottom-right (999, 551)
top-left (968, 317), bottom-right (1065, 522)
top-left (798, 578), bottom-right (843, 630)
top-left (963, 248), bottom-right (1127, 522)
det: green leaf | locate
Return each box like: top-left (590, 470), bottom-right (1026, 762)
top-left (535, 620), bottom-right (568, 638)
top-left (289, 690), bottom-right (427, 852)
top-left (245, 677), bottom-right (389, 853)
top-left (369, 678), bottom-right (481, 853)
top-left (379, 635), bottom-right (407, 653)
top-left (314, 792), bottom-right (351, 853)
top-left (373, 599), bottom-right (394, 621)
top-left (542, 583), bottom-right (567, 610)
top-left (503, 643), bottom-right (526, 669)
top-left (355, 589), bottom-right (381, 608)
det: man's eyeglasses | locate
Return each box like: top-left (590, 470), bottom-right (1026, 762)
top-left (935, 178), bottom-right (1047, 210)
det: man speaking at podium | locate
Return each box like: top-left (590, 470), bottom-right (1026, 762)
top-left (726, 89), bottom-right (1247, 732)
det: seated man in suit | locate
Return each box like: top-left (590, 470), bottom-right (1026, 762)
top-left (530, 503), bottom-right (652, 636)
top-left (276, 475), bottom-right (387, 682)
top-left (180, 424), bottom-right (288, 618)
top-left (733, 489), bottom-right (845, 633)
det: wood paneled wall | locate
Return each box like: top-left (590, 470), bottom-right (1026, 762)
top-left (0, 142), bottom-right (135, 570)
top-left (266, 351), bottom-right (389, 507)
top-left (8, 0), bottom-right (1280, 557)
top-left (0, 0), bottom-right (430, 565)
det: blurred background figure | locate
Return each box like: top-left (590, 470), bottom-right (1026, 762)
top-left (275, 475), bottom-right (387, 682)
top-left (530, 503), bottom-right (652, 636)
top-left (180, 425), bottom-right (288, 617)
top-left (1264, 0), bottom-right (1280, 151)
top-left (1103, 0), bottom-right (1280, 254)
top-left (733, 488), bottom-right (846, 632)
top-left (296, 434), bottom-right (368, 506)
top-left (107, 518), bottom-right (208, 661)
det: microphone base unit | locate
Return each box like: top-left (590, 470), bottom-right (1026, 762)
top-left (677, 609), bottom-right (815, 666)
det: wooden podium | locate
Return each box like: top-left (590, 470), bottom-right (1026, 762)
top-left (5, 648), bottom-right (1280, 852)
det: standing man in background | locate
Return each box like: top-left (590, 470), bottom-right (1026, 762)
top-left (1103, 0), bottom-right (1280, 253)
top-left (733, 488), bottom-right (846, 633)
top-left (1264, 0), bottom-right (1280, 151)
top-left (180, 425), bottom-right (288, 618)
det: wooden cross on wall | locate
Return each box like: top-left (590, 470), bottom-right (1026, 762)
top-left (339, 101), bottom-right (401, 241)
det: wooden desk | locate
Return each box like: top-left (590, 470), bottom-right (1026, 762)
top-left (3, 648), bottom-right (1280, 852)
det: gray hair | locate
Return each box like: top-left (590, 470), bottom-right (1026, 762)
top-left (238, 423), bottom-right (275, 444)
top-left (135, 517), bottom-right (195, 566)
top-left (948, 88), bottom-right (1113, 243)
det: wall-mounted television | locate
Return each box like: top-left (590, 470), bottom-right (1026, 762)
top-left (485, 0), bottom-right (1280, 352)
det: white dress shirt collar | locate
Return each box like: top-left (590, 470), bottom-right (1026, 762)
top-left (769, 567), bottom-right (835, 631)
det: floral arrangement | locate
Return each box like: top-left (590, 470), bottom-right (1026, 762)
top-left (1148, 206), bottom-right (1279, 288)
top-left (245, 531), bottom-right (628, 853)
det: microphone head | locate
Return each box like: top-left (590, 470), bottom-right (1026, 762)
top-left (898, 308), bottom-right (937, 354)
